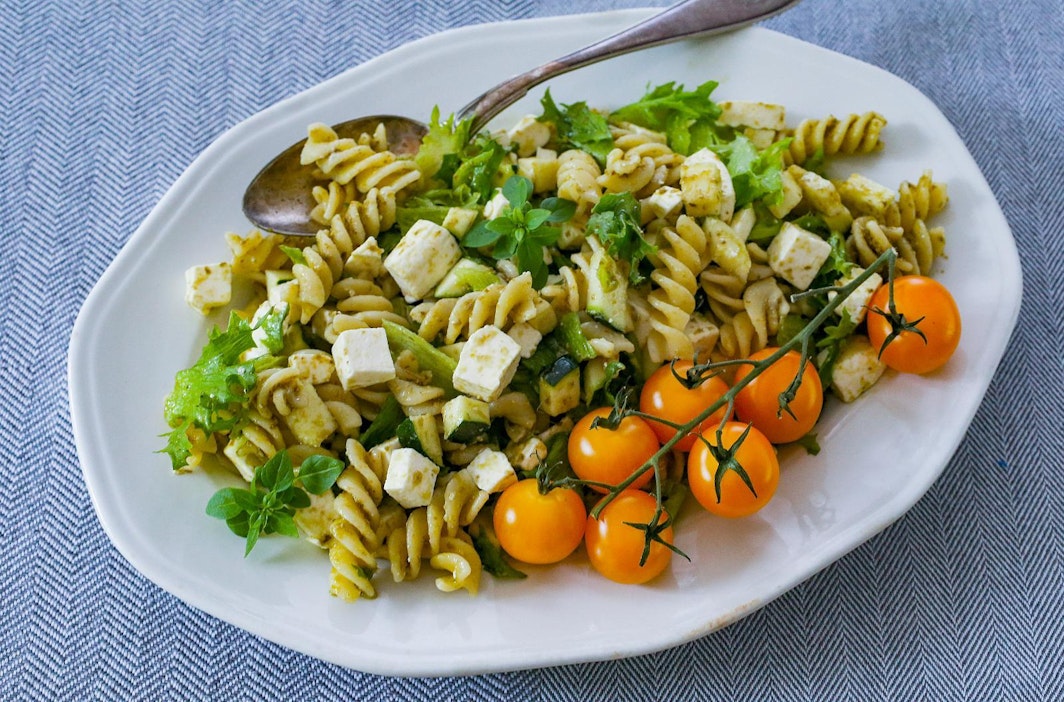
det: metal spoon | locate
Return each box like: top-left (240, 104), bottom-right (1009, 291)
top-left (243, 0), bottom-right (802, 236)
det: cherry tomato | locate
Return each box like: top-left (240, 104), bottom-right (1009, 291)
top-left (732, 348), bottom-right (823, 444)
top-left (639, 361), bottom-right (729, 452)
top-left (493, 479), bottom-right (587, 565)
top-left (568, 408), bottom-right (660, 492)
top-left (585, 490), bottom-right (674, 584)
top-left (866, 275), bottom-right (961, 375)
top-left (687, 421), bottom-right (780, 518)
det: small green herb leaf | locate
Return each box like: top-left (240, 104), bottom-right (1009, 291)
top-left (586, 192), bottom-right (656, 283)
top-left (298, 454), bottom-right (345, 495)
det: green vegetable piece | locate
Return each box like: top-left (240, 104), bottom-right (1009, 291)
top-left (539, 89), bottom-right (614, 164)
top-left (434, 258), bottom-right (500, 298)
top-left (161, 309), bottom-right (285, 469)
top-left (711, 135), bottom-right (791, 209)
top-left (611, 80), bottom-right (723, 155)
top-left (442, 395), bottom-right (491, 443)
top-left (382, 320), bottom-right (457, 396)
top-left (467, 514), bottom-right (527, 580)
top-left (414, 107), bottom-right (473, 186)
top-left (543, 355), bottom-right (580, 386)
top-left (586, 192), bottom-right (656, 284)
top-left (359, 395), bottom-right (404, 449)
top-left (539, 366), bottom-right (581, 416)
top-left (558, 312), bottom-right (596, 362)
top-left (585, 245), bottom-right (632, 332)
top-left (396, 415), bottom-right (444, 465)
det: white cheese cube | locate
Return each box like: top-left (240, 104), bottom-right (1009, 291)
top-left (184, 262), bottom-right (231, 314)
top-left (645, 186), bottom-right (684, 221)
top-left (730, 206), bottom-right (757, 243)
top-left (506, 322), bottom-right (542, 359)
top-left (343, 237), bottom-right (385, 279)
top-left (829, 267), bottom-right (883, 324)
top-left (718, 100), bottom-right (787, 131)
top-left (465, 448), bottom-right (518, 493)
top-left (453, 325), bottom-right (522, 402)
top-left (383, 219), bottom-right (462, 302)
top-left (830, 335), bottom-right (887, 403)
top-left (442, 207), bottom-right (479, 238)
top-left (504, 437), bottom-right (548, 473)
top-left (482, 189), bottom-right (510, 220)
top-left (680, 148), bottom-right (735, 221)
top-left (383, 447), bottom-right (440, 509)
top-left (744, 127), bottom-right (778, 150)
top-left (506, 115), bottom-right (552, 157)
top-left (767, 169), bottom-right (803, 219)
top-left (685, 314), bottom-right (720, 361)
top-left (288, 349), bottom-right (335, 384)
top-left (332, 327), bottom-right (395, 391)
top-left (767, 221), bottom-right (833, 291)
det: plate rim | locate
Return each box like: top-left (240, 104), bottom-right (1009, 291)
top-left (68, 8), bottom-right (1023, 676)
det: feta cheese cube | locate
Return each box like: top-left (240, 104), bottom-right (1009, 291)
top-left (504, 437), bottom-right (548, 473)
top-left (465, 448), bottom-right (518, 493)
top-left (482, 189), bottom-right (510, 220)
top-left (383, 219), bottom-right (462, 301)
top-left (767, 169), bottom-right (803, 219)
top-left (506, 115), bottom-right (552, 157)
top-left (343, 237), bottom-right (385, 279)
top-left (506, 322), bottom-right (543, 359)
top-left (442, 207), bottom-right (479, 238)
top-left (332, 327), bottom-right (395, 391)
top-left (645, 186), bottom-right (684, 221)
top-left (384, 447), bottom-right (440, 509)
top-left (829, 335), bottom-right (887, 403)
top-left (767, 221), bottom-right (833, 291)
top-left (184, 262), bottom-right (231, 314)
top-left (718, 100), bottom-right (787, 131)
top-left (453, 325), bottom-right (522, 402)
top-left (829, 267), bottom-right (883, 324)
top-left (680, 148), bottom-right (735, 221)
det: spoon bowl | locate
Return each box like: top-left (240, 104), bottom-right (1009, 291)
top-left (242, 0), bottom-right (803, 236)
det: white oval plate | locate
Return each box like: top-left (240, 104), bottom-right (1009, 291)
top-left (69, 10), bottom-right (1021, 676)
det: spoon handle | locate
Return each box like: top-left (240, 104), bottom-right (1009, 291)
top-left (460, 0), bottom-right (802, 133)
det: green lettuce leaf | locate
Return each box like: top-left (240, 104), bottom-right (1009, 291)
top-left (539, 89), bottom-right (614, 164)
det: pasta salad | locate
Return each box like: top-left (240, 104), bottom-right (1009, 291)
top-left (163, 79), bottom-right (957, 599)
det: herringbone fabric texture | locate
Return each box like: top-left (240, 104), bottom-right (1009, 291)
top-left (1, 0), bottom-right (1060, 699)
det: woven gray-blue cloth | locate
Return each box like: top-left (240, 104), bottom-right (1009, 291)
top-left (3, 0), bottom-right (1061, 698)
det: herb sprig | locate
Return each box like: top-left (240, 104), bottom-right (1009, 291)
top-left (205, 450), bottom-right (344, 556)
top-left (462, 175), bottom-right (575, 288)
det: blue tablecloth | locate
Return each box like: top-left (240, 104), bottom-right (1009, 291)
top-left (3, 0), bottom-right (1061, 699)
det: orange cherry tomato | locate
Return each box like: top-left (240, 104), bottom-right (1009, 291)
top-left (687, 421), bottom-right (780, 518)
top-left (866, 275), bottom-right (961, 375)
top-left (639, 361), bottom-right (729, 452)
top-left (493, 479), bottom-right (587, 565)
top-left (585, 490), bottom-right (674, 584)
top-left (568, 408), bottom-right (660, 492)
top-left (732, 348), bottom-right (823, 444)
